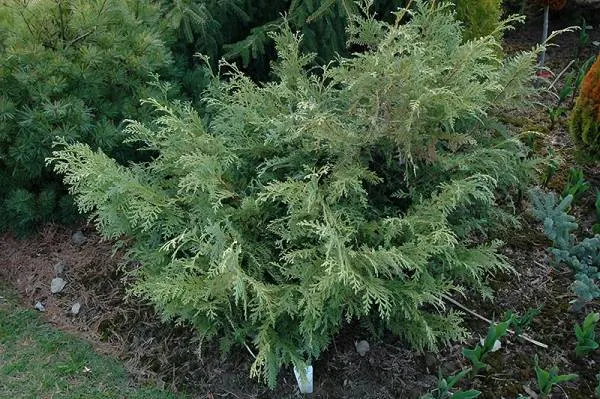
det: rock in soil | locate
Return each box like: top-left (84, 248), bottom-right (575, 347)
top-left (50, 277), bottom-right (66, 294)
top-left (53, 261), bottom-right (66, 276)
top-left (71, 230), bottom-right (87, 246)
top-left (34, 301), bottom-right (45, 311)
top-left (355, 340), bottom-right (370, 357)
top-left (71, 302), bottom-right (81, 315)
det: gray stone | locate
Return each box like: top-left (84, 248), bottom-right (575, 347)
top-left (34, 301), bottom-right (45, 311)
top-left (71, 230), bottom-right (87, 246)
top-left (53, 261), bottom-right (66, 276)
top-left (71, 302), bottom-right (81, 315)
top-left (50, 277), bottom-right (66, 294)
top-left (355, 340), bottom-right (370, 357)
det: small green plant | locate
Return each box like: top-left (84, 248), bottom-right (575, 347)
top-left (595, 373), bottom-right (600, 398)
top-left (569, 55), bottom-right (596, 105)
top-left (575, 312), bottom-right (599, 357)
top-left (547, 105), bottom-right (568, 130)
top-left (547, 75), bottom-right (575, 129)
top-left (504, 307), bottom-right (542, 336)
top-left (574, 18), bottom-right (591, 61)
top-left (420, 368), bottom-right (480, 399)
top-left (463, 316), bottom-right (512, 373)
top-left (547, 55), bottom-right (595, 129)
top-left (541, 149), bottom-right (559, 187)
top-left (562, 168), bottom-right (590, 204)
top-left (534, 359), bottom-right (578, 398)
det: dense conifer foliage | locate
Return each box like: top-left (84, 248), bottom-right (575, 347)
top-left (51, 1), bottom-right (541, 387)
top-left (161, 0), bottom-right (500, 85)
top-left (453, 0), bottom-right (502, 40)
top-left (161, 0), bottom-right (410, 87)
top-left (0, 0), bottom-right (172, 234)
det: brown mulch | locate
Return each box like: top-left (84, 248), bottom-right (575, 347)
top-left (1, 221), bottom-right (599, 398)
top-left (0, 225), bottom-right (438, 398)
top-left (0, 226), bottom-right (124, 354)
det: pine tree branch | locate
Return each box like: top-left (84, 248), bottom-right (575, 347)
top-left (65, 29), bottom-right (95, 50)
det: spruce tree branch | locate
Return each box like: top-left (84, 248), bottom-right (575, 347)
top-left (98, 0), bottom-right (108, 18)
top-left (441, 293), bottom-right (548, 349)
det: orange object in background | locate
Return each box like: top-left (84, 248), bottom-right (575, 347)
top-left (578, 55), bottom-right (600, 118)
top-left (569, 54), bottom-right (600, 153)
top-left (538, 0), bottom-right (568, 10)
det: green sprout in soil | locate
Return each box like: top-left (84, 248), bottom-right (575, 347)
top-left (420, 368), bottom-right (480, 399)
top-left (546, 55), bottom-right (594, 130)
top-left (504, 307), bottom-right (542, 337)
top-left (462, 316), bottom-right (512, 374)
top-left (562, 167), bottom-right (590, 205)
top-left (540, 148), bottom-right (559, 188)
top-left (534, 358), bottom-right (578, 399)
top-left (574, 312), bottom-right (599, 357)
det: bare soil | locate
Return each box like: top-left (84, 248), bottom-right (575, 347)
top-left (2, 4), bottom-right (600, 399)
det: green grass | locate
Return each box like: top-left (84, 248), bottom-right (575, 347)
top-left (0, 282), bottom-right (184, 399)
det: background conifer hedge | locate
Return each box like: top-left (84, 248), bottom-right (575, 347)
top-left (0, 0), bottom-right (172, 235)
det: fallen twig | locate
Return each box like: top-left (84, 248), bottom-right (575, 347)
top-left (548, 59), bottom-right (575, 91)
top-left (441, 294), bottom-right (548, 349)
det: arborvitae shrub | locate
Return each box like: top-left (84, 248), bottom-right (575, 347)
top-left (51, 1), bottom-right (541, 388)
top-left (453, 0), bottom-right (502, 40)
top-left (0, 0), bottom-right (172, 235)
top-left (569, 54), bottom-right (600, 155)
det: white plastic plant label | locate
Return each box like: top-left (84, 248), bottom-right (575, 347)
top-left (480, 338), bottom-right (502, 352)
top-left (293, 365), bottom-right (313, 394)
